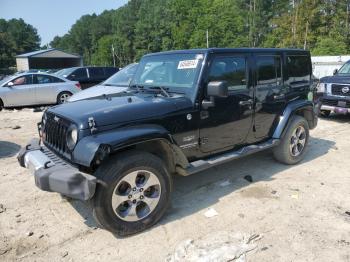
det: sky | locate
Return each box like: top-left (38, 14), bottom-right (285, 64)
top-left (0, 0), bottom-right (128, 45)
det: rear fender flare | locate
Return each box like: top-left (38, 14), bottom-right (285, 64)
top-left (272, 100), bottom-right (316, 139)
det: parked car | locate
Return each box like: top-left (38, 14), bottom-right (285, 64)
top-left (55, 66), bottom-right (118, 89)
top-left (317, 60), bottom-right (350, 116)
top-left (68, 63), bottom-right (138, 102)
top-left (0, 73), bottom-right (81, 110)
top-left (18, 48), bottom-right (317, 236)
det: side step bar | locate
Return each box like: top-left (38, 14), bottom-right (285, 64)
top-left (185, 139), bottom-right (280, 175)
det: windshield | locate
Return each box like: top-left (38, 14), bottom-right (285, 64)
top-left (337, 62), bottom-right (350, 74)
top-left (131, 53), bottom-right (204, 96)
top-left (55, 68), bottom-right (76, 77)
top-left (104, 63), bottom-right (138, 87)
top-left (0, 76), bottom-right (12, 86)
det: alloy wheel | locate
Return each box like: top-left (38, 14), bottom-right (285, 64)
top-left (289, 125), bottom-right (306, 157)
top-left (111, 170), bottom-right (161, 222)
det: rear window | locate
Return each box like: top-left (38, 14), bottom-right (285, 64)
top-left (256, 55), bottom-right (282, 88)
top-left (72, 68), bottom-right (88, 78)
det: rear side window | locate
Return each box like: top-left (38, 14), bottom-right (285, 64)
top-left (89, 67), bottom-right (104, 78)
top-left (256, 55), bottom-right (282, 88)
top-left (208, 56), bottom-right (247, 91)
top-left (36, 75), bottom-right (51, 84)
top-left (287, 55), bottom-right (311, 82)
top-left (50, 76), bottom-right (64, 83)
top-left (71, 68), bottom-right (87, 78)
top-left (104, 67), bottom-right (118, 76)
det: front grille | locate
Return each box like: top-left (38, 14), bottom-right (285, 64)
top-left (43, 113), bottom-right (70, 155)
top-left (322, 99), bottom-right (350, 108)
top-left (331, 84), bottom-right (350, 96)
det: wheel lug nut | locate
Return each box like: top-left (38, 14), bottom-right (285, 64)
top-left (128, 195), bottom-right (132, 199)
top-left (132, 200), bottom-right (137, 204)
top-left (140, 188), bottom-right (143, 192)
top-left (140, 195), bottom-right (144, 199)
top-left (133, 187), bottom-right (136, 191)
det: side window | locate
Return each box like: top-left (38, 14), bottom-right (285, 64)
top-left (89, 67), bottom-right (104, 78)
top-left (36, 75), bottom-right (52, 84)
top-left (208, 56), bottom-right (247, 91)
top-left (11, 75), bottom-right (32, 86)
top-left (256, 56), bottom-right (282, 88)
top-left (104, 67), bottom-right (118, 76)
top-left (287, 55), bottom-right (311, 83)
top-left (50, 76), bottom-right (64, 83)
top-left (71, 68), bottom-right (87, 79)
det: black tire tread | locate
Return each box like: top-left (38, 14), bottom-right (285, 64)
top-left (273, 115), bottom-right (309, 165)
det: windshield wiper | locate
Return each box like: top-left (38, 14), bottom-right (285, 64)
top-left (146, 86), bottom-right (171, 97)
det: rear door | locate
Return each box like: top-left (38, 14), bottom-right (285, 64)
top-left (252, 53), bottom-right (286, 140)
top-left (4, 75), bottom-right (36, 106)
top-left (34, 74), bottom-right (65, 104)
top-left (199, 53), bottom-right (254, 153)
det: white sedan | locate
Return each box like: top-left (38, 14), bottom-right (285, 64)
top-left (0, 72), bottom-right (81, 110)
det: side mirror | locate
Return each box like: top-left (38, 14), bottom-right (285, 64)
top-left (207, 81), bottom-right (228, 98)
top-left (7, 81), bottom-right (14, 87)
top-left (333, 69), bottom-right (338, 75)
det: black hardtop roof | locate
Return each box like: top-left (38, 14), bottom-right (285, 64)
top-left (144, 48), bottom-right (310, 57)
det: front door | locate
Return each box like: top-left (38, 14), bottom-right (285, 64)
top-left (4, 74), bottom-right (36, 106)
top-left (199, 54), bottom-right (254, 153)
top-left (253, 53), bottom-right (286, 140)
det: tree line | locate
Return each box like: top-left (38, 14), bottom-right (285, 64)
top-left (51, 0), bottom-right (350, 68)
top-left (1, 0), bottom-right (349, 71)
top-left (0, 18), bottom-right (40, 72)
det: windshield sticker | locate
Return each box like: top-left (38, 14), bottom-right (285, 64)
top-left (178, 60), bottom-right (199, 70)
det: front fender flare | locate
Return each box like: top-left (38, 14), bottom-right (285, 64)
top-left (72, 124), bottom-right (174, 167)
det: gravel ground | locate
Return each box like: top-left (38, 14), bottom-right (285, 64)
top-left (0, 109), bottom-right (349, 262)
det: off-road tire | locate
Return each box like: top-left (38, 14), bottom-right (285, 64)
top-left (92, 150), bottom-right (172, 236)
top-left (320, 110), bottom-right (331, 117)
top-left (273, 116), bottom-right (309, 165)
top-left (56, 91), bottom-right (72, 104)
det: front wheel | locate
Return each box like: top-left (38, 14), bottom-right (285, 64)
top-left (273, 116), bottom-right (309, 165)
top-left (92, 151), bottom-right (172, 236)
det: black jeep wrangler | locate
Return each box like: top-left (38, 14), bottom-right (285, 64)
top-left (18, 48), bottom-right (317, 236)
top-left (318, 60), bottom-right (350, 116)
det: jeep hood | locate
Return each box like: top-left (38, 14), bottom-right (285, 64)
top-left (68, 84), bottom-right (128, 102)
top-left (49, 92), bottom-right (192, 130)
top-left (320, 75), bottom-right (350, 84)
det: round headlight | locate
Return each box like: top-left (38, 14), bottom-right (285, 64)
top-left (67, 125), bottom-right (78, 150)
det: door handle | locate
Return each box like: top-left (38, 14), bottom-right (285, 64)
top-left (239, 99), bottom-right (253, 106)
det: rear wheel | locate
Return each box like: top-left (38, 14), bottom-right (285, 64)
top-left (0, 99), bottom-right (3, 111)
top-left (57, 92), bottom-right (72, 104)
top-left (273, 116), bottom-right (309, 165)
top-left (92, 151), bottom-right (172, 236)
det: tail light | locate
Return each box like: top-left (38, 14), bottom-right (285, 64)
top-left (75, 83), bottom-right (81, 89)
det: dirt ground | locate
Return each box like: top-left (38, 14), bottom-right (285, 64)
top-left (0, 108), bottom-right (350, 262)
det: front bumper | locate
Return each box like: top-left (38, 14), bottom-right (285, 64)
top-left (17, 138), bottom-right (96, 201)
top-left (320, 94), bottom-right (350, 114)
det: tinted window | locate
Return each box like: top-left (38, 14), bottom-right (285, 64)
top-left (256, 56), bottom-right (282, 88)
top-left (11, 75), bottom-right (32, 86)
top-left (208, 56), bottom-right (247, 91)
top-left (287, 55), bottom-right (310, 82)
top-left (72, 68), bottom-right (87, 78)
top-left (89, 67), bottom-right (104, 78)
top-left (104, 67), bottom-right (118, 76)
